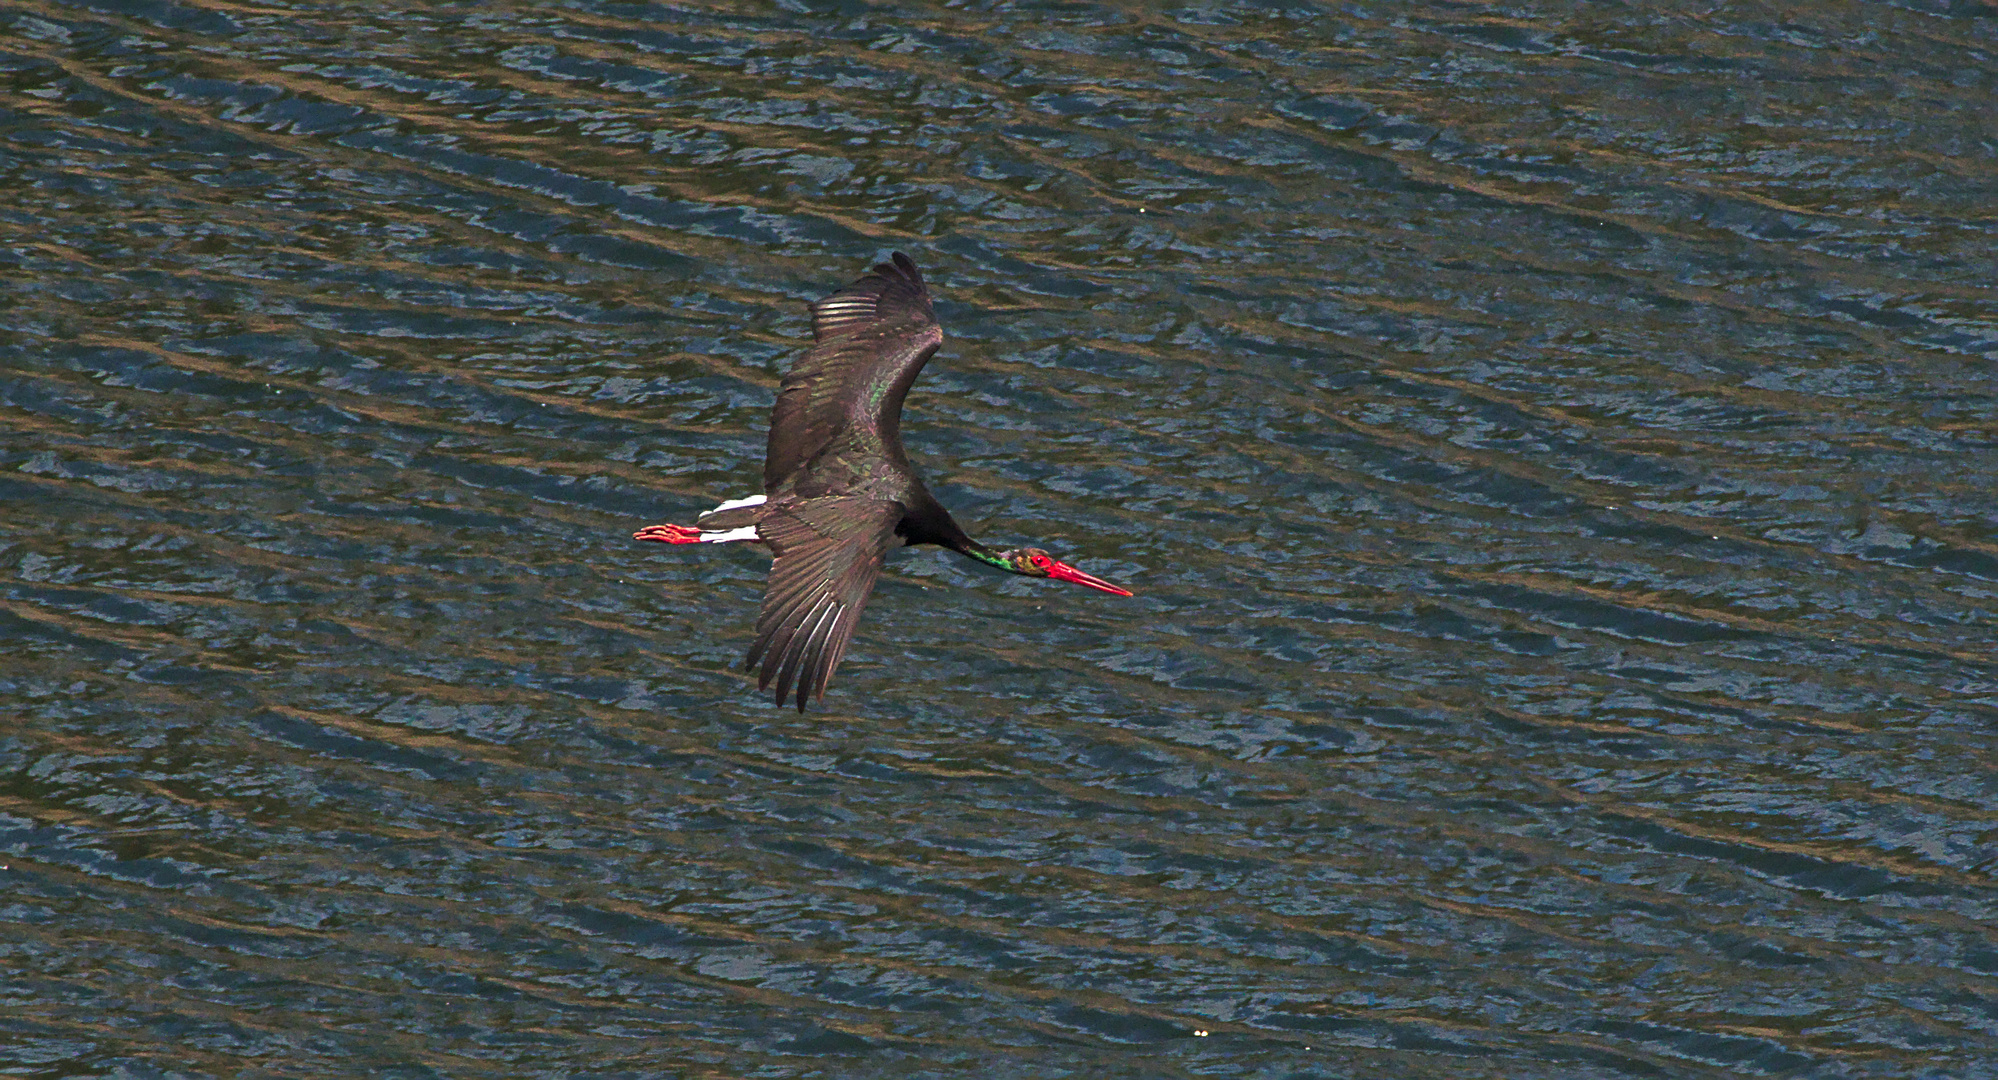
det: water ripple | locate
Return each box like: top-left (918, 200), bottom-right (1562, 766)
top-left (3, 0), bottom-right (1995, 1076)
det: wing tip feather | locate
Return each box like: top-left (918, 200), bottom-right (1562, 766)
top-left (808, 251), bottom-right (934, 341)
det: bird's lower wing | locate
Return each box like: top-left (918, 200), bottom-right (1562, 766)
top-left (747, 498), bottom-right (903, 711)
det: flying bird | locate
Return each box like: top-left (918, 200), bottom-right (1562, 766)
top-left (635, 252), bottom-right (1132, 711)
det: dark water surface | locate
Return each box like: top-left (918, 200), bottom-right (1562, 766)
top-left (4, 1), bottom-right (1997, 1076)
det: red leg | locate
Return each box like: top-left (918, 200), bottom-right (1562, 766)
top-left (633, 523), bottom-right (703, 544)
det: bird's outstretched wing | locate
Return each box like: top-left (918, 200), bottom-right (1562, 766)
top-left (747, 498), bottom-right (904, 711)
top-left (764, 252), bottom-right (943, 492)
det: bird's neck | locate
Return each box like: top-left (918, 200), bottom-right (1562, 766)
top-left (953, 538), bottom-right (1016, 574)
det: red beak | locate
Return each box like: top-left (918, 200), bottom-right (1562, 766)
top-left (1046, 560), bottom-right (1134, 596)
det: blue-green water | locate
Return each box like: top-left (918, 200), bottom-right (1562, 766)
top-left (3, 1), bottom-right (1995, 1076)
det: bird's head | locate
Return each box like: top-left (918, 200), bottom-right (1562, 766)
top-left (1000, 547), bottom-right (1134, 596)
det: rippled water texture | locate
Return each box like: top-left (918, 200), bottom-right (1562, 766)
top-left (4, 1), bottom-right (1997, 1076)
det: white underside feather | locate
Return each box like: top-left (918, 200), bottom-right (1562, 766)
top-left (699, 494), bottom-right (767, 518)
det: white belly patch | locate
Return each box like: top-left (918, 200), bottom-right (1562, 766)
top-left (699, 525), bottom-right (760, 543)
top-left (699, 494), bottom-right (767, 518)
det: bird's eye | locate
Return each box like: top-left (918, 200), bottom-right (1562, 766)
top-left (1032, 555), bottom-right (1051, 569)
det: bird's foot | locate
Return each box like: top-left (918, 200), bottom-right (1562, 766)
top-left (633, 523), bottom-right (703, 544)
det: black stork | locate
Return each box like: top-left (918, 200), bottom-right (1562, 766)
top-left (635, 252), bottom-right (1133, 711)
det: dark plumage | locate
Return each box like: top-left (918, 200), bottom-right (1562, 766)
top-left (635, 253), bottom-right (1132, 710)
